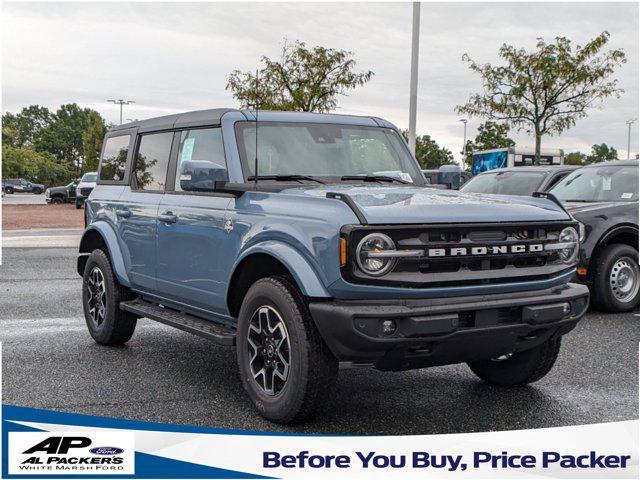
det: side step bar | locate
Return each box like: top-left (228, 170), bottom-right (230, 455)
top-left (120, 298), bottom-right (236, 346)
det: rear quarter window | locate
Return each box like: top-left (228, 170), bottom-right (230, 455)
top-left (99, 135), bottom-right (131, 182)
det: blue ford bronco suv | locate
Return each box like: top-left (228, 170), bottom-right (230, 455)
top-left (78, 109), bottom-right (589, 423)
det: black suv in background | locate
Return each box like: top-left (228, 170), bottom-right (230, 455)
top-left (460, 166), bottom-right (578, 196)
top-left (550, 160), bottom-right (639, 312)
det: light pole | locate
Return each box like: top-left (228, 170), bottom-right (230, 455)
top-left (626, 118), bottom-right (636, 160)
top-left (459, 119), bottom-right (468, 165)
top-left (107, 99), bottom-right (135, 125)
top-left (408, 2), bottom-right (420, 155)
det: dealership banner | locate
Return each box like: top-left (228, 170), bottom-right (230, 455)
top-left (1, 405), bottom-right (637, 479)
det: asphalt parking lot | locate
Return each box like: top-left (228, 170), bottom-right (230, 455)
top-left (1, 244), bottom-right (638, 435)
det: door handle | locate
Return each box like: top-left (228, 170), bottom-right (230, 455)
top-left (115, 209), bottom-right (131, 218)
top-left (158, 211), bottom-right (178, 224)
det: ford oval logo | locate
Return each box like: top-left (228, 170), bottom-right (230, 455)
top-left (90, 447), bottom-right (124, 455)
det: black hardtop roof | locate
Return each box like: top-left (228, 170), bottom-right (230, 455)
top-left (110, 108), bottom-right (239, 133)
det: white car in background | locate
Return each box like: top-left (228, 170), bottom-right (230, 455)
top-left (75, 172), bottom-right (97, 209)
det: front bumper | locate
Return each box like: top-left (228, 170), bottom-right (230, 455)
top-left (309, 282), bottom-right (589, 371)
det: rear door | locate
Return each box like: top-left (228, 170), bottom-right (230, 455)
top-left (117, 131), bottom-right (173, 292)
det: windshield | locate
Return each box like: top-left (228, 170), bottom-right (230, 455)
top-left (81, 173), bottom-right (97, 183)
top-left (460, 171), bottom-right (546, 196)
top-left (235, 122), bottom-right (423, 184)
top-left (549, 165), bottom-right (638, 202)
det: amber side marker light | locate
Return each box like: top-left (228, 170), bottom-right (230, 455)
top-left (576, 267), bottom-right (588, 276)
top-left (340, 238), bottom-right (347, 266)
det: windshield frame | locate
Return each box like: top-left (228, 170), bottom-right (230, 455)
top-left (549, 164), bottom-right (638, 202)
top-left (460, 170), bottom-right (547, 196)
top-left (234, 121), bottom-right (426, 186)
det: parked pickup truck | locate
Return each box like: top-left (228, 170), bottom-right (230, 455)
top-left (77, 109), bottom-right (589, 423)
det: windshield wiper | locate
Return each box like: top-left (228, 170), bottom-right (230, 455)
top-left (340, 175), bottom-right (410, 184)
top-left (247, 175), bottom-right (326, 184)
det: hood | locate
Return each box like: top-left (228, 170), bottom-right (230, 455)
top-left (77, 181), bottom-right (96, 189)
top-left (281, 184), bottom-right (571, 224)
top-left (565, 201), bottom-right (637, 221)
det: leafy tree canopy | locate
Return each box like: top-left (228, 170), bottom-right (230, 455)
top-left (2, 145), bottom-right (77, 187)
top-left (456, 32), bottom-right (626, 160)
top-left (226, 40), bottom-right (374, 112)
top-left (402, 131), bottom-right (455, 169)
top-left (564, 143), bottom-right (618, 165)
top-left (2, 105), bottom-right (54, 148)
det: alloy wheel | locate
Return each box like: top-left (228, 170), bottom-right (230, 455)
top-left (247, 305), bottom-right (291, 396)
top-left (87, 266), bottom-right (107, 327)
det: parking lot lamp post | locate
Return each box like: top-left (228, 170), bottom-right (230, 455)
top-left (626, 118), bottom-right (636, 160)
top-left (408, 2), bottom-right (420, 156)
top-left (459, 118), bottom-right (468, 166)
top-left (107, 99), bottom-right (135, 125)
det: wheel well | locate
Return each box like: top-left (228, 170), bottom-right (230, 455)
top-left (227, 254), bottom-right (294, 318)
top-left (589, 229), bottom-right (639, 276)
top-left (77, 230), bottom-right (109, 276)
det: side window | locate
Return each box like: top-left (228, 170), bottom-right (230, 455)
top-left (175, 128), bottom-right (227, 192)
top-left (134, 132), bottom-right (173, 191)
top-left (99, 135), bottom-right (130, 182)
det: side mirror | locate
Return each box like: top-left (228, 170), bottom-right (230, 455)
top-left (179, 160), bottom-right (228, 192)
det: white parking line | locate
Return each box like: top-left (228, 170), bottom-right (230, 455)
top-left (2, 235), bottom-right (80, 248)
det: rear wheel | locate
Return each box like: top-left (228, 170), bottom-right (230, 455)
top-left (237, 276), bottom-right (338, 423)
top-left (82, 249), bottom-right (137, 345)
top-left (51, 196), bottom-right (64, 204)
top-left (467, 338), bottom-right (561, 387)
top-left (592, 244), bottom-right (640, 312)
top-left (5, 188), bottom-right (14, 194)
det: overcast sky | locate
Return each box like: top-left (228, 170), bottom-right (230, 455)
top-left (2, 2), bottom-right (638, 162)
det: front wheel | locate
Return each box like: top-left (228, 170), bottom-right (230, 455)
top-left (75, 199), bottom-right (83, 209)
top-left (592, 244), bottom-right (640, 312)
top-left (237, 276), bottom-right (338, 423)
top-left (467, 338), bottom-right (561, 387)
top-left (82, 249), bottom-right (137, 345)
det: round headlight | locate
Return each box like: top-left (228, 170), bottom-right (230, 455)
top-left (558, 227), bottom-right (579, 264)
top-left (356, 233), bottom-right (397, 276)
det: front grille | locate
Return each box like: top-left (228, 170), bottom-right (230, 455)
top-left (80, 187), bottom-right (93, 197)
top-left (342, 221), bottom-right (575, 288)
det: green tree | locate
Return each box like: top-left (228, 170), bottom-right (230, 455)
top-left (564, 151), bottom-right (587, 165)
top-left (2, 145), bottom-right (76, 187)
top-left (402, 131), bottom-right (454, 169)
top-left (2, 105), bottom-right (54, 148)
top-left (82, 111), bottom-right (107, 172)
top-left (226, 40), bottom-right (374, 112)
top-left (34, 103), bottom-right (96, 171)
top-left (587, 143), bottom-right (618, 163)
top-left (462, 121), bottom-right (515, 168)
top-left (456, 32), bottom-right (626, 162)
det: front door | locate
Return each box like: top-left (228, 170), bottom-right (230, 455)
top-left (156, 127), bottom-right (233, 316)
top-left (117, 131), bottom-right (174, 292)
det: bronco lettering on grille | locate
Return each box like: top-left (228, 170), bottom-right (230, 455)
top-left (427, 244), bottom-right (544, 257)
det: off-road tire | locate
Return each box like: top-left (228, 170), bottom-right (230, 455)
top-left (591, 244), bottom-right (640, 313)
top-left (5, 188), bottom-right (14, 194)
top-left (51, 196), bottom-right (64, 204)
top-left (237, 276), bottom-right (338, 423)
top-left (468, 337), bottom-right (561, 387)
top-left (82, 249), bottom-right (137, 345)
top-left (75, 199), bottom-right (83, 209)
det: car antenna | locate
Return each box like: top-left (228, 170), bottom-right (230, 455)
top-left (254, 69), bottom-right (259, 190)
